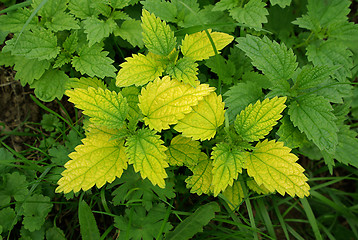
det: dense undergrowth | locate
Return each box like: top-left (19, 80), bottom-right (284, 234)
top-left (0, 0), bottom-right (358, 239)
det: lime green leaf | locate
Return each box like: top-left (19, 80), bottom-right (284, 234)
top-left (116, 53), bottom-right (164, 87)
top-left (66, 87), bottom-right (128, 129)
top-left (139, 76), bottom-right (215, 131)
top-left (115, 19), bottom-right (144, 48)
top-left (13, 56), bottom-right (50, 85)
top-left (67, 77), bottom-right (106, 90)
top-left (0, 8), bottom-right (37, 32)
top-left (142, 0), bottom-right (178, 22)
top-left (56, 129), bottom-right (128, 193)
top-left (141, 9), bottom-right (176, 56)
top-left (222, 181), bottom-right (244, 211)
top-left (22, 194), bottom-right (53, 232)
top-left (334, 125), bottom-right (358, 168)
top-left (166, 135), bottom-right (201, 166)
top-left (32, 0), bottom-right (67, 18)
top-left (166, 57), bottom-right (199, 86)
top-left (181, 29), bottom-right (234, 61)
top-left (5, 28), bottom-right (60, 60)
top-left (45, 12), bottom-right (80, 32)
top-left (270, 0), bottom-right (291, 8)
top-left (247, 179), bottom-right (272, 195)
top-left (84, 17), bottom-right (116, 46)
top-left (288, 94), bottom-right (338, 153)
top-left (125, 128), bottom-right (168, 188)
top-left (63, 31), bottom-right (78, 54)
top-left (78, 200), bottom-right (100, 240)
top-left (229, 0), bottom-right (268, 29)
top-left (69, 0), bottom-right (97, 19)
top-left (110, 0), bottom-right (132, 9)
top-left (186, 153), bottom-right (213, 195)
top-left (277, 116), bottom-right (308, 149)
top-left (121, 86), bottom-right (142, 123)
top-left (175, 92), bottom-right (225, 141)
top-left (293, 65), bottom-right (336, 90)
top-left (245, 140), bottom-right (310, 198)
top-left (53, 53), bottom-right (71, 68)
top-left (235, 97), bottom-right (287, 142)
top-left (71, 44), bottom-right (116, 78)
top-left (236, 35), bottom-right (297, 89)
top-left (211, 143), bottom-right (245, 196)
top-left (31, 69), bottom-right (70, 102)
top-left (213, 0), bottom-right (238, 11)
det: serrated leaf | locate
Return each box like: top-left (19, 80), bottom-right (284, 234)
top-left (22, 194), bottom-right (53, 232)
top-left (116, 19), bottom-right (144, 48)
top-left (288, 94), bottom-right (338, 153)
top-left (245, 140), bottom-right (310, 198)
top-left (45, 12), bottom-right (80, 32)
top-left (45, 226), bottom-right (66, 240)
top-left (293, 65), bottom-right (336, 90)
top-left (334, 126), bottom-right (358, 168)
top-left (67, 77), bottom-right (106, 90)
top-left (222, 181), bottom-right (244, 211)
top-left (0, 8), bottom-right (37, 32)
top-left (31, 69), bottom-right (70, 102)
top-left (139, 76), bottom-right (215, 131)
top-left (68, 0), bottom-right (97, 19)
top-left (110, 0), bottom-right (132, 9)
top-left (116, 53), bottom-right (164, 87)
top-left (277, 116), bottom-right (308, 149)
top-left (329, 21), bottom-right (358, 42)
top-left (0, 172), bottom-right (29, 206)
top-left (141, 0), bottom-right (178, 22)
top-left (53, 53), bottom-right (71, 68)
top-left (0, 207), bottom-right (17, 233)
top-left (78, 200), bottom-right (100, 240)
top-left (13, 56), bottom-right (50, 85)
top-left (211, 143), bottom-right (245, 196)
top-left (166, 135), bottom-right (201, 166)
top-left (235, 97), bottom-right (286, 142)
top-left (32, 0), bottom-right (67, 18)
top-left (181, 29), bottom-right (234, 61)
top-left (141, 9), bottom-right (176, 56)
top-left (213, 0), bottom-right (238, 11)
top-left (71, 44), bottom-right (116, 78)
top-left (166, 57), bottom-right (199, 86)
top-left (247, 179), bottom-right (272, 195)
top-left (66, 87), bottom-right (128, 128)
top-left (121, 86), bottom-right (142, 123)
top-left (125, 128), bottom-right (168, 188)
top-left (270, 0), bottom-right (291, 8)
top-left (236, 35), bottom-right (297, 89)
top-left (229, 0), bottom-right (268, 29)
top-left (83, 17), bottom-right (116, 46)
top-left (186, 153), bottom-right (213, 195)
top-left (63, 31), bottom-right (78, 54)
top-left (205, 55), bottom-right (236, 85)
top-left (56, 129), bottom-right (128, 193)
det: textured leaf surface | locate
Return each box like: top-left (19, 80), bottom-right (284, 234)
top-left (68, 0), bottom-right (96, 19)
top-left (245, 140), bottom-right (310, 198)
top-left (116, 53), bottom-right (164, 87)
top-left (13, 56), bottom-right (50, 85)
top-left (56, 129), bottom-right (128, 193)
top-left (139, 76), bottom-right (215, 131)
top-left (277, 116), bottom-right (308, 149)
top-left (222, 181), bottom-right (244, 210)
top-left (67, 77), bottom-right (106, 90)
top-left (22, 194), bottom-right (53, 232)
top-left (141, 9), bottom-right (176, 56)
top-left (229, 0), bottom-right (268, 29)
top-left (211, 143), bottom-right (245, 196)
top-left (235, 97), bottom-right (286, 142)
top-left (116, 19), bottom-right (144, 48)
top-left (175, 92), bottom-right (225, 141)
top-left (186, 153), bottom-right (213, 195)
top-left (166, 57), bottom-right (199, 86)
top-left (78, 200), bottom-right (100, 240)
top-left (66, 87), bottom-right (128, 129)
top-left (125, 128), bottom-right (168, 188)
top-left (270, 0), bottom-right (291, 8)
top-left (121, 86), bottom-right (142, 123)
top-left (0, 8), bottom-right (37, 32)
top-left (247, 179), bottom-right (272, 195)
top-left (84, 17), bottom-right (116, 46)
top-left (334, 126), bottom-right (358, 168)
top-left (181, 29), bottom-right (234, 61)
top-left (166, 135), bottom-right (201, 166)
top-left (45, 12), bottom-right (80, 32)
top-left (293, 65), bottom-right (336, 90)
top-left (288, 94), bottom-right (338, 153)
top-left (236, 35), bottom-right (297, 88)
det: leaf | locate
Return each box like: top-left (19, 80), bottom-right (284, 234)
top-left (22, 194), bottom-right (53, 232)
top-left (45, 12), bottom-right (80, 32)
top-left (181, 29), bottom-right (234, 61)
top-left (116, 19), bottom-right (144, 48)
top-left (175, 92), bottom-right (225, 141)
top-left (141, 0), bottom-right (178, 22)
top-left (293, 65), bottom-right (336, 90)
top-left (67, 77), bottom-right (107, 90)
top-left (235, 97), bottom-right (287, 142)
top-left (31, 69), bottom-right (70, 102)
top-left (5, 28), bottom-right (60, 60)
top-left (141, 9), bottom-right (176, 56)
top-left (166, 135), bottom-right (201, 166)
top-left (245, 140), bottom-right (310, 198)
top-left (45, 226), bottom-right (66, 240)
top-left (329, 21), bottom-right (358, 42)
top-left (247, 179), bottom-right (272, 195)
top-left (66, 87), bottom-right (128, 129)
top-left (0, 172), bottom-right (29, 206)
top-left (288, 94), bottom-right (338, 153)
top-left (334, 126), bottom-right (358, 168)
top-left (224, 81), bottom-right (263, 122)
top-left (0, 207), bottom-right (17, 233)
top-left (78, 200), bottom-right (100, 240)
top-left (229, 0), bottom-right (269, 29)
top-left (116, 53), bottom-right (164, 87)
top-left (68, 0), bottom-right (97, 19)
top-left (13, 56), bottom-right (50, 85)
top-left (83, 17), bottom-right (116, 46)
top-left (236, 35), bottom-right (297, 89)
top-left (121, 86), bottom-right (142, 123)
top-left (0, 8), bottom-right (37, 32)
top-left (185, 153), bottom-right (213, 195)
top-left (166, 57), bottom-right (199, 86)
top-left (0, 148), bottom-right (14, 174)
top-left (270, 0), bottom-right (291, 8)
top-left (125, 128), bottom-right (168, 188)
top-left (205, 55), bottom-right (236, 85)
top-left (165, 202), bottom-right (220, 240)
top-left (71, 44), bottom-right (116, 78)
top-left (222, 181), bottom-right (244, 211)
top-left (211, 143), bottom-right (245, 196)
top-left (213, 0), bottom-right (238, 11)
top-left (32, 0), bottom-right (67, 18)
top-left (139, 76), bottom-right (215, 131)
top-left (277, 116), bottom-right (308, 149)
top-left (56, 129), bottom-right (128, 193)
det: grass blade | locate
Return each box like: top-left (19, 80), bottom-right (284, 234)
top-left (300, 197), bottom-right (323, 240)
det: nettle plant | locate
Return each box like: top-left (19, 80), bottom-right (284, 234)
top-left (56, 9), bottom-right (310, 207)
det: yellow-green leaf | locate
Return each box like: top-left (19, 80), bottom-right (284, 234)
top-left (235, 96), bottom-right (286, 142)
top-left (185, 153), bottom-right (213, 195)
top-left (166, 57), bottom-right (199, 86)
top-left (166, 135), bottom-right (201, 166)
top-left (141, 9), bottom-right (176, 56)
top-left (211, 143), bottom-right (245, 196)
top-left (247, 179), bottom-right (272, 195)
top-left (181, 29), bottom-right (234, 61)
top-left (66, 87), bottom-right (128, 129)
top-left (121, 86), bottom-right (142, 123)
top-left (125, 128), bottom-right (168, 188)
top-left (245, 140), bottom-right (310, 198)
top-left (174, 92), bottom-right (225, 141)
top-left (116, 53), bottom-right (164, 87)
top-left (56, 128), bottom-right (128, 194)
top-left (139, 76), bottom-right (215, 131)
top-left (66, 77), bottom-right (106, 90)
top-left (222, 181), bottom-right (244, 211)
